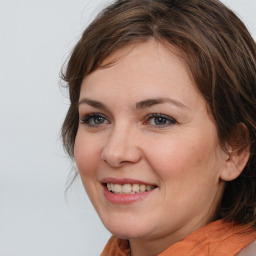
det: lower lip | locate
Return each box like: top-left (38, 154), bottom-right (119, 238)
top-left (103, 186), bottom-right (155, 204)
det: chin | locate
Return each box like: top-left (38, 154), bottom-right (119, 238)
top-left (101, 216), bottom-right (153, 240)
top-left (110, 228), bottom-right (150, 240)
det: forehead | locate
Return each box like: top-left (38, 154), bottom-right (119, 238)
top-left (80, 40), bottom-right (205, 110)
top-left (99, 40), bottom-right (190, 77)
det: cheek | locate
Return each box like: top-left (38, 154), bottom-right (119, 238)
top-left (146, 134), bottom-right (222, 183)
top-left (74, 132), bottom-right (101, 178)
top-left (146, 135), bottom-right (225, 217)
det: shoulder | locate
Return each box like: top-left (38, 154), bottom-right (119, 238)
top-left (236, 240), bottom-right (256, 256)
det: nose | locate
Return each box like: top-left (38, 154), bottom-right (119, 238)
top-left (101, 124), bottom-right (142, 168)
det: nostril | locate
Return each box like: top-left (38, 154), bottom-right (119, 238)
top-left (101, 134), bottom-right (143, 167)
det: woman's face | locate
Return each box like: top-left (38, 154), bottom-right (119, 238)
top-left (75, 40), bottom-right (227, 244)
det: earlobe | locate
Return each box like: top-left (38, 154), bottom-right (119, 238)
top-left (220, 123), bottom-right (251, 182)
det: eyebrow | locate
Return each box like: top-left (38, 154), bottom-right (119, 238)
top-left (78, 98), bottom-right (108, 110)
top-left (135, 97), bottom-right (188, 110)
top-left (78, 97), bottom-right (188, 110)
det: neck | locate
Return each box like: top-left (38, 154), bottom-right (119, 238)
top-left (129, 217), bottom-right (210, 256)
top-left (129, 236), bottom-right (176, 256)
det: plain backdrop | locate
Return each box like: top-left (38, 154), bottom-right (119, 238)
top-left (0, 1), bottom-right (255, 255)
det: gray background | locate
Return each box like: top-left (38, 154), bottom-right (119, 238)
top-left (1, 1), bottom-right (255, 255)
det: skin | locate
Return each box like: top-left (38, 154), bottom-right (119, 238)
top-left (74, 40), bottom-right (230, 256)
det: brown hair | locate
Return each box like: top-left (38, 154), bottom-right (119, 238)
top-left (61, 0), bottom-right (256, 227)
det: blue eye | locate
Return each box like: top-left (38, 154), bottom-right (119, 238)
top-left (80, 113), bottom-right (109, 127)
top-left (145, 114), bottom-right (176, 127)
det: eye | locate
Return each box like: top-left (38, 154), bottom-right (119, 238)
top-left (145, 113), bottom-right (176, 127)
top-left (80, 113), bottom-right (109, 127)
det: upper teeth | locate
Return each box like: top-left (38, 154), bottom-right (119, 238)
top-left (107, 183), bottom-right (155, 194)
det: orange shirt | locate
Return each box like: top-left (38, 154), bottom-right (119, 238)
top-left (101, 220), bottom-right (256, 256)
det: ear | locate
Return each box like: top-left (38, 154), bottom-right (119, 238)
top-left (220, 123), bottom-right (251, 181)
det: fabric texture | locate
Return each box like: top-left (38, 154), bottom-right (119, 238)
top-left (101, 219), bottom-right (256, 256)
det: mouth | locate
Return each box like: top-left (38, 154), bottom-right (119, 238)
top-left (104, 183), bottom-right (157, 194)
top-left (101, 178), bottom-right (158, 204)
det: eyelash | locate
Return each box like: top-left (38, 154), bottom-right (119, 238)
top-left (79, 113), bottom-right (176, 128)
top-left (144, 113), bottom-right (176, 128)
top-left (80, 113), bottom-right (109, 127)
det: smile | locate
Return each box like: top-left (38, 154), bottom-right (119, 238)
top-left (101, 178), bottom-right (158, 204)
top-left (106, 183), bottom-right (156, 194)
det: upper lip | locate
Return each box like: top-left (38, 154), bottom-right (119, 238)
top-left (101, 177), bottom-right (157, 186)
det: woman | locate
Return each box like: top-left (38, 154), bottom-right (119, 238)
top-left (61, 0), bottom-right (256, 255)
